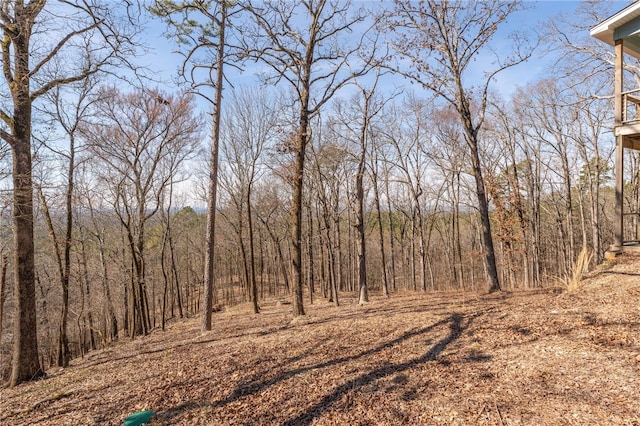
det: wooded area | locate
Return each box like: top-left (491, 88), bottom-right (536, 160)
top-left (0, 0), bottom-right (637, 388)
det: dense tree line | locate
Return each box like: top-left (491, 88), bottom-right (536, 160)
top-left (0, 0), bottom-right (634, 385)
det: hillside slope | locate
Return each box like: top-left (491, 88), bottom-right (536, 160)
top-left (1, 257), bottom-right (639, 425)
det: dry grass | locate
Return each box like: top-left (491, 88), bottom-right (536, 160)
top-left (1, 256), bottom-right (639, 425)
top-left (566, 247), bottom-right (594, 291)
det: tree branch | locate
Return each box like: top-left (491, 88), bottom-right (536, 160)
top-left (31, 66), bottom-right (100, 100)
top-left (28, 21), bottom-right (102, 81)
top-left (0, 127), bottom-right (17, 147)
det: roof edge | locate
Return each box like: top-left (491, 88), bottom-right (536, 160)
top-left (590, 2), bottom-right (640, 43)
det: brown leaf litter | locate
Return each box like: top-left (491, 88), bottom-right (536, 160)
top-left (1, 257), bottom-right (639, 425)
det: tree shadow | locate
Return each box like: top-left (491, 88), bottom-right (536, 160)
top-left (158, 312), bottom-right (476, 424)
top-left (281, 312), bottom-right (471, 426)
top-left (80, 323), bottom-right (292, 370)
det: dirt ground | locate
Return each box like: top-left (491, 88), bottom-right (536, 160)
top-left (1, 256), bottom-right (639, 425)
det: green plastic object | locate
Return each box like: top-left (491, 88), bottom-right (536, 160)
top-left (124, 410), bottom-right (156, 426)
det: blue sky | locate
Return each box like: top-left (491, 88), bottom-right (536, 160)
top-left (135, 0), bottom-right (631, 205)
top-left (141, 0), bottom-right (629, 114)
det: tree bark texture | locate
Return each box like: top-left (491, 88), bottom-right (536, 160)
top-left (8, 22), bottom-right (45, 386)
top-left (202, 1), bottom-right (227, 330)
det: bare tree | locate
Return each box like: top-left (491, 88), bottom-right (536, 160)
top-left (368, 132), bottom-right (390, 297)
top-left (571, 94), bottom-right (612, 264)
top-left (150, 0), bottom-right (243, 331)
top-left (0, 252), bottom-right (8, 347)
top-left (254, 180), bottom-right (292, 296)
top-left (332, 71), bottom-right (389, 304)
top-left (82, 181), bottom-right (119, 343)
top-left (35, 79), bottom-right (99, 367)
top-left (83, 88), bottom-right (202, 336)
top-left (381, 96), bottom-right (434, 292)
top-left (218, 88), bottom-right (276, 314)
top-left (429, 106), bottom-right (471, 289)
top-left (544, 2), bottom-right (619, 264)
top-left (382, 0), bottom-right (533, 292)
top-left (546, 1), bottom-right (640, 87)
top-left (354, 89), bottom-right (372, 305)
top-left (310, 129), bottom-right (350, 306)
top-left (0, 0), bottom-right (139, 386)
top-left (485, 98), bottom-right (536, 288)
top-left (242, 0), bottom-right (374, 316)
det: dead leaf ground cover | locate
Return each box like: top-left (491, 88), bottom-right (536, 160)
top-left (1, 257), bottom-right (640, 425)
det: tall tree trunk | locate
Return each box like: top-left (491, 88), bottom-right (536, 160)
top-left (356, 130), bottom-right (369, 305)
top-left (38, 187), bottom-right (71, 367)
top-left (95, 227), bottom-right (117, 341)
top-left (465, 121), bottom-right (500, 292)
top-left (356, 93), bottom-right (370, 304)
top-left (235, 212), bottom-right (251, 302)
top-left (170, 238), bottom-right (183, 319)
top-left (317, 215), bottom-right (328, 299)
top-left (384, 171), bottom-right (398, 292)
top-left (79, 232), bottom-right (96, 350)
top-left (203, 1), bottom-right (227, 330)
top-left (247, 184), bottom-right (259, 314)
top-left (8, 37), bottom-right (44, 387)
top-left (306, 204), bottom-right (315, 305)
top-left (346, 190), bottom-right (355, 293)
top-left (590, 174), bottom-right (602, 263)
top-left (291, 83), bottom-right (310, 316)
top-left (0, 255), bottom-right (8, 345)
top-left (417, 206), bottom-right (427, 292)
top-left (160, 205), bottom-right (171, 330)
top-left (1, 1), bottom-right (41, 388)
top-left (63, 134), bottom-right (76, 353)
top-left (410, 212), bottom-right (417, 291)
top-left (453, 173), bottom-right (464, 289)
top-left (372, 166), bottom-right (389, 297)
top-left (43, 127), bottom-right (78, 366)
top-left (123, 242), bottom-right (130, 337)
top-left (332, 202), bottom-right (341, 306)
top-left (129, 227), bottom-right (149, 336)
top-left (561, 154), bottom-right (576, 274)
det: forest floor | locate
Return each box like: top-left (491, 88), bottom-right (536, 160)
top-left (1, 257), bottom-right (640, 425)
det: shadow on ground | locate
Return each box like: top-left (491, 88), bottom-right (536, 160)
top-left (157, 312), bottom-right (476, 425)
